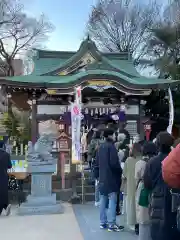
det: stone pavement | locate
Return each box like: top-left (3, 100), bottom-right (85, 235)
top-left (0, 203), bottom-right (83, 240)
top-left (0, 203), bottom-right (138, 240)
top-left (73, 202), bottom-right (138, 240)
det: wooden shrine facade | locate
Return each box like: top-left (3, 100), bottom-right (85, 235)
top-left (0, 36), bottom-right (179, 179)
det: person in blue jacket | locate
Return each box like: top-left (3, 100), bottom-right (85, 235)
top-left (94, 128), bottom-right (124, 232)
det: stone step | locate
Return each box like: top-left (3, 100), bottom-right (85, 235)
top-left (80, 193), bottom-right (95, 202)
top-left (9, 185), bottom-right (95, 204)
top-left (76, 185), bottom-right (95, 194)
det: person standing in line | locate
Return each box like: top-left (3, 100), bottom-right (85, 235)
top-left (86, 124), bottom-right (97, 146)
top-left (0, 141), bottom-right (12, 216)
top-left (143, 132), bottom-right (180, 240)
top-left (135, 142), bottom-right (157, 240)
top-left (119, 122), bottom-right (130, 146)
top-left (88, 130), bottom-right (104, 207)
top-left (123, 143), bottom-right (142, 232)
top-left (115, 133), bottom-right (126, 215)
top-left (94, 129), bottom-right (124, 232)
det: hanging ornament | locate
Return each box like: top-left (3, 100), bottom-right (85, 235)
top-left (120, 104), bottom-right (126, 111)
top-left (85, 108), bottom-right (89, 114)
top-left (119, 98), bottom-right (126, 122)
top-left (99, 108), bottom-right (102, 115)
top-left (112, 114), bottom-right (119, 121)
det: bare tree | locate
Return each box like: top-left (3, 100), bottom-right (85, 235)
top-left (0, 0), bottom-right (53, 76)
top-left (0, 0), bottom-right (21, 27)
top-left (137, 0), bottom-right (180, 77)
top-left (87, 0), bottom-right (161, 57)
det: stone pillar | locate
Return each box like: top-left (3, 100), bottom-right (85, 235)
top-left (31, 93), bottom-right (37, 145)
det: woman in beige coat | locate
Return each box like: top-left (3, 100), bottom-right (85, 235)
top-left (123, 143), bottom-right (142, 230)
top-left (135, 142), bottom-right (157, 240)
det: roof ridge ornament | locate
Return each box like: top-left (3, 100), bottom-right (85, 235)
top-left (87, 34), bottom-right (90, 42)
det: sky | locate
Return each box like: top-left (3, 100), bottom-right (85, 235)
top-left (24, 0), bottom-right (96, 51)
top-left (23, 0), bottom-right (168, 52)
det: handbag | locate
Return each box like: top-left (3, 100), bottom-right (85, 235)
top-left (138, 182), bottom-right (152, 207)
top-left (138, 159), bottom-right (162, 208)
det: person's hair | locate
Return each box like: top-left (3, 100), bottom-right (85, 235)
top-left (0, 140), bottom-right (5, 149)
top-left (173, 138), bottom-right (180, 148)
top-left (156, 131), bottom-right (174, 153)
top-left (103, 128), bottom-right (114, 138)
top-left (117, 133), bottom-right (126, 142)
top-left (142, 141), bottom-right (157, 158)
top-left (130, 142), bottom-right (142, 158)
top-left (94, 130), bottom-right (101, 139)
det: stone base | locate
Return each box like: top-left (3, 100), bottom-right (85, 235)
top-left (26, 193), bottom-right (57, 206)
top-left (18, 202), bottom-right (63, 216)
top-left (18, 194), bottom-right (64, 216)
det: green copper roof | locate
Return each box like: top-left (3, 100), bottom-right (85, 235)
top-left (0, 37), bottom-right (179, 89)
top-left (32, 58), bottom-right (65, 75)
top-left (31, 56), bottom-right (140, 78)
top-left (32, 37), bottom-right (138, 77)
top-left (1, 70), bottom-right (178, 86)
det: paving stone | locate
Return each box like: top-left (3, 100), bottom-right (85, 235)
top-left (0, 204), bottom-right (83, 240)
top-left (73, 202), bottom-right (138, 240)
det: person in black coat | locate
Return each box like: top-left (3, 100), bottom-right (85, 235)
top-left (0, 141), bottom-right (12, 216)
top-left (94, 129), bottom-right (124, 232)
top-left (143, 132), bottom-right (180, 240)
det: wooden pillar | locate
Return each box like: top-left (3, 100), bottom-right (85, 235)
top-left (31, 93), bottom-right (37, 145)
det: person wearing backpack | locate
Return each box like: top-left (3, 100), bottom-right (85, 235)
top-left (143, 132), bottom-right (180, 240)
top-left (88, 130), bottom-right (104, 206)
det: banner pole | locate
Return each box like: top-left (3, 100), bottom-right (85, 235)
top-left (81, 159), bottom-right (85, 204)
top-left (167, 87), bottom-right (174, 135)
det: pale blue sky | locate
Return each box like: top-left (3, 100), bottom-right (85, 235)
top-left (24, 0), bottom-right (96, 51)
top-left (24, 0), bottom-right (167, 52)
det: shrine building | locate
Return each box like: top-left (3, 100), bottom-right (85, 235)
top-left (0, 36), bottom-right (178, 176)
